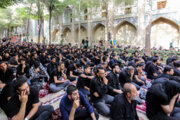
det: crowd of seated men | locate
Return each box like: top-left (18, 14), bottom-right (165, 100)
top-left (0, 40), bottom-right (180, 120)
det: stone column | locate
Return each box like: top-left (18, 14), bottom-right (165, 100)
top-left (71, 7), bottom-right (75, 44)
top-left (87, 8), bottom-right (92, 45)
top-left (58, 15), bottom-right (63, 44)
top-left (178, 27), bottom-right (180, 48)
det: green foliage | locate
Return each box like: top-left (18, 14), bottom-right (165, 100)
top-left (0, 8), bottom-right (22, 29)
top-left (67, 0), bottom-right (100, 19)
top-left (0, 0), bottom-right (19, 8)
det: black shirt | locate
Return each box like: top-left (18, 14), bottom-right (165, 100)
top-left (39, 55), bottom-right (49, 66)
top-left (110, 93), bottom-right (139, 120)
top-left (47, 62), bottom-right (58, 76)
top-left (8, 57), bottom-right (18, 66)
top-left (107, 71), bottom-right (121, 95)
top-left (146, 83), bottom-right (169, 119)
top-left (17, 64), bottom-right (30, 78)
top-left (77, 73), bottom-right (92, 89)
top-left (119, 70), bottom-right (132, 87)
top-left (0, 67), bottom-right (14, 84)
top-left (3, 56), bottom-right (10, 62)
top-left (174, 68), bottom-right (180, 77)
top-left (66, 64), bottom-right (75, 76)
top-left (50, 69), bottom-right (65, 84)
top-left (147, 63), bottom-right (159, 79)
top-left (90, 76), bottom-right (108, 103)
top-left (1, 87), bottom-right (39, 118)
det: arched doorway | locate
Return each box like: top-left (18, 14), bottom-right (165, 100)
top-left (115, 21), bottom-right (137, 46)
top-left (63, 27), bottom-right (72, 44)
top-left (151, 17), bottom-right (179, 49)
top-left (92, 23), bottom-right (105, 44)
top-left (75, 26), bottom-right (87, 43)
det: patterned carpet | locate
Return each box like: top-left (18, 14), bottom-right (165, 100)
top-left (0, 83), bottom-right (149, 120)
top-left (39, 87), bottom-right (149, 120)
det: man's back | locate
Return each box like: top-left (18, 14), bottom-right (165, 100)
top-left (0, 67), bottom-right (14, 84)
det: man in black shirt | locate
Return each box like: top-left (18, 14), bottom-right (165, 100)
top-left (67, 63), bottom-right (81, 81)
top-left (174, 61), bottom-right (180, 77)
top-left (47, 56), bottom-right (58, 77)
top-left (147, 57), bottom-right (162, 79)
top-left (110, 83), bottom-right (139, 120)
top-left (106, 64), bottom-right (122, 96)
top-left (159, 66), bottom-right (174, 80)
top-left (77, 65), bottom-right (94, 96)
top-left (2, 52), bottom-right (10, 62)
top-left (39, 51), bottom-right (49, 66)
top-left (119, 66), bottom-right (141, 90)
top-left (49, 62), bottom-right (70, 92)
top-left (90, 67), bottom-right (114, 116)
top-left (8, 53), bottom-right (19, 68)
top-left (0, 76), bottom-right (54, 120)
top-left (0, 61), bottom-right (14, 90)
top-left (17, 58), bottom-right (30, 78)
top-left (146, 80), bottom-right (180, 120)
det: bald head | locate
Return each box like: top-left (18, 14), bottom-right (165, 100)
top-left (123, 83), bottom-right (136, 92)
top-left (123, 83), bottom-right (138, 101)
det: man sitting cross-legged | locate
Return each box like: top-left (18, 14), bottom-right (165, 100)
top-left (0, 75), bottom-right (54, 120)
top-left (60, 85), bottom-right (99, 120)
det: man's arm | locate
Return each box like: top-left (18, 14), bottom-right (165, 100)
top-left (69, 99), bottom-right (79, 120)
top-left (70, 71), bottom-right (78, 78)
top-left (90, 113), bottom-right (96, 120)
top-left (26, 103), bottom-right (39, 119)
top-left (161, 94), bottom-right (179, 115)
top-left (12, 91), bottom-right (28, 120)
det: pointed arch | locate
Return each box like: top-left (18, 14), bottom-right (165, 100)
top-left (92, 23), bottom-right (105, 43)
top-left (115, 21), bottom-right (137, 45)
top-left (63, 27), bottom-right (72, 44)
top-left (75, 26), bottom-right (87, 42)
top-left (150, 17), bottom-right (179, 49)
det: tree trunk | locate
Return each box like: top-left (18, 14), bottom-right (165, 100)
top-left (78, 1), bottom-right (81, 47)
top-left (105, 1), bottom-right (109, 50)
top-left (137, 0), bottom-right (145, 47)
top-left (145, 0), bottom-right (153, 56)
top-left (37, 0), bottom-right (42, 44)
top-left (26, 3), bottom-right (33, 42)
top-left (49, 3), bottom-right (53, 45)
top-left (58, 15), bottom-right (63, 45)
top-left (107, 0), bottom-right (114, 48)
top-left (7, 27), bottom-right (10, 38)
top-left (71, 7), bottom-right (75, 45)
top-left (87, 8), bottom-right (92, 46)
top-left (42, 19), bottom-right (45, 44)
top-left (38, 19), bottom-right (42, 44)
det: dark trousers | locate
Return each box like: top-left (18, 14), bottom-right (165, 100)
top-left (30, 105), bottom-right (54, 120)
top-left (151, 112), bottom-right (179, 120)
top-left (74, 108), bottom-right (99, 120)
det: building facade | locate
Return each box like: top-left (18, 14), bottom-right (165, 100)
top-left (60, 0), bottom-right (180, 49)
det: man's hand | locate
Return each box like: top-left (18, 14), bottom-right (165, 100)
top-left (93, 92), bottom-right (99, 97)
top-left (114, 89), bottom-right (123, 94)
top-left (35, 68), bottom-right (40, 73)
top-left (0, 83), bottom-right (6, 89)
top-left (72, 99), bottom-right (80, 109)
top-left (19, 90), bottom-right (28, 103)
top-left (130, 71), bottom-right (134, 77)
top-left (80, 74), bottom-right (86, 78)
top-left (173, 94), bottom-right (179, 100)
top-left (22, 64), bottom-right (26, 69)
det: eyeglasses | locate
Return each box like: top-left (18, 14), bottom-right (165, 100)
top-left (19, 86), bottom-right (29, 92)
top-left (99, 72), bottom-right (105, 75)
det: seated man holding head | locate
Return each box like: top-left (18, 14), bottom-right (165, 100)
top-left (60, 85), bottom-right (99, 120)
